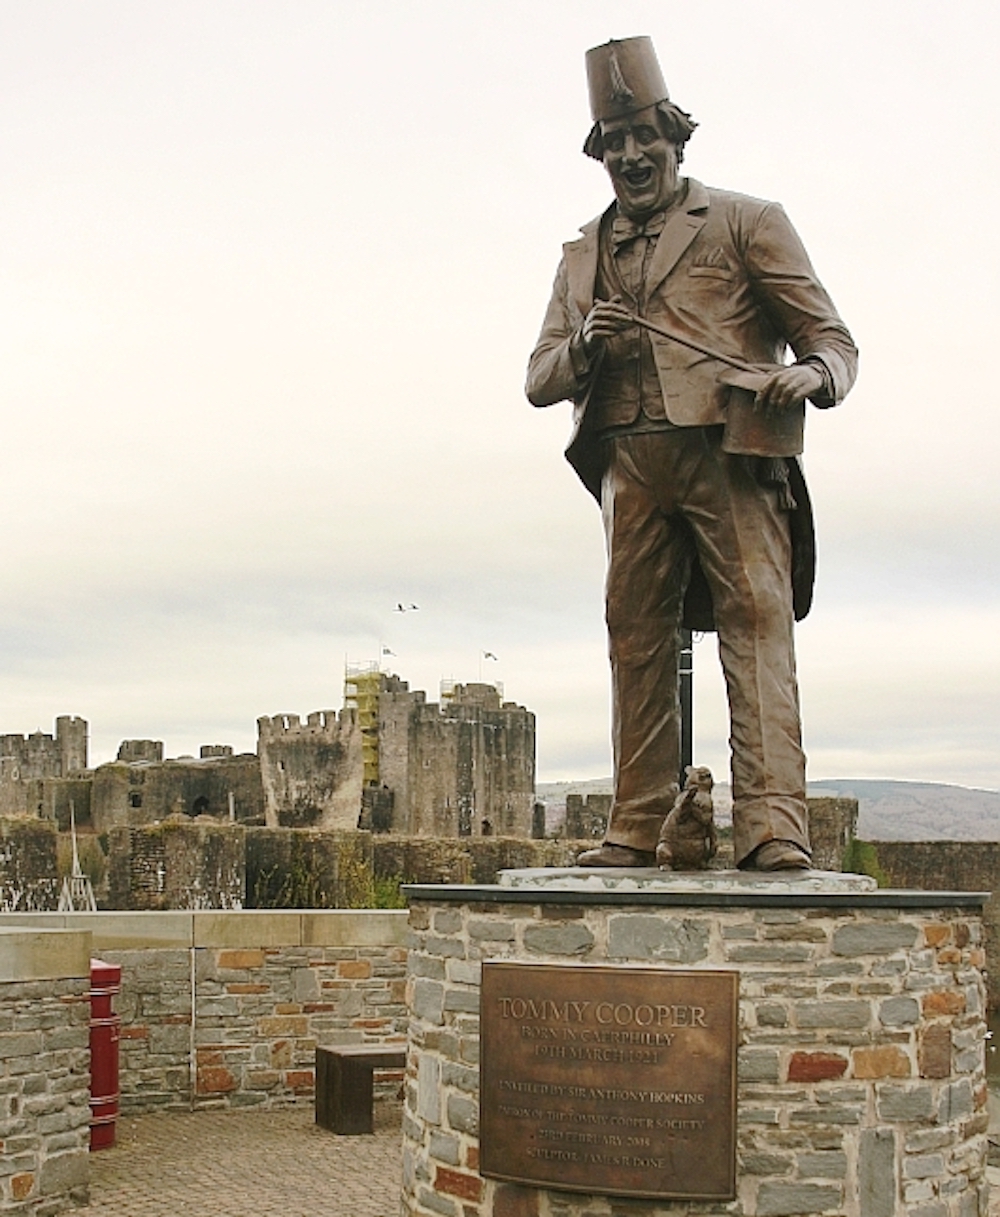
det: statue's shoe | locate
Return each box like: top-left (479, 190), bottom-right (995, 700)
top-left (739, 840), bottom-right (811, 872)
top-left (576, 842), bottom-right (657, 868)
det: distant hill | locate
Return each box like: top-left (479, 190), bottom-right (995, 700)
top-left (809, 779), bottom-right (1000, 842)
top-left (537, 777), bottom-right (1000, 842)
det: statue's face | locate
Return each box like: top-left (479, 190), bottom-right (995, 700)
top-left (600, 106), bottom-right (679, 219)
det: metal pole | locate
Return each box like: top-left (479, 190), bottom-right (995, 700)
top-left (679, 628), bottom-right (693, 786)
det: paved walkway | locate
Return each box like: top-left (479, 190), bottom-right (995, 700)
top-left (73, 1102), bottom-right (998, 1216)
top-left (75, 1104), bottom-right (403, 1217)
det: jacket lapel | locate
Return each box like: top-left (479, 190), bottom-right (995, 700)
top-left (563, 214), bottom-right (602, 319)
top-left (644, 179), bottom-right (709, 300)
top-left (562, 185), bottom-right (708, 317)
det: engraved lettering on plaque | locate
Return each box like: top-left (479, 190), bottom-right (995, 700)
top-left (480, 961), bottom-right (737, 1200)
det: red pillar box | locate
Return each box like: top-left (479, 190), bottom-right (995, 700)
top-left (89, 959), bottom-right (121, 1150)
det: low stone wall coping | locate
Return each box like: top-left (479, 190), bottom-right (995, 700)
top-left (300, 910), bottom-right (408, 946)
top-left (0, 911), bottom-right (194, 948)
top-left (0, 926), bottom-right (92, 982)
top-left (0, 908), bottom-right (408, 950)
top-left (402, 882), bottom-right (989, 910)
top-left (192, 910), bottom-right (303, 948)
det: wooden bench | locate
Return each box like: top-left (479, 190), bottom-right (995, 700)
top-left (315, 1044), bottom-right (407, 1135)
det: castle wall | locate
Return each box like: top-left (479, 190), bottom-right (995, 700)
top-left (91, 754), bottom-right (264, 834)
top-left (809, 796), bottom-right (860, 871)
top-left (246, 828), bottom-right (374, 909)
top-left (405, 706), bottom-right (463, 836)
top-left (0, 683), bottom-right (536, 845)
top-left (78, 826), bottom-right (586, 911)
top-left (0, 733), bottom-right (60, 784)
top-left (565, 792), bottom-right (613, 839)
top-left (257, 710), bottom-right (362, 830)
top-left (372, 834), bottom-right (581, 885)
top-left (377, 684), bottom-right (424, 830)
top-left (0, 819), bottom-right (58, 912)
top-left (117, 739), bottom-right (163, 763)
top-left (0, 717), bottom-right (88, 817)
top-left (55, 716), bottom-right (88, 775)
top-left (44, 779), bottom-right (94, 831)
top-left (471, 704), bottom-right (536, 836)
top-left (382, 690), bottom-right (535, 838)
top-left (108, 822), bottom-right (246, 911)
top-left (0, 770), bottom-right (40, 819)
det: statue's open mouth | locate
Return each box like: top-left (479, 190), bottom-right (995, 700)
top-left (623, 167), bottom-right (653, 187)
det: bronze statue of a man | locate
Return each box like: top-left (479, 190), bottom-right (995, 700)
top-left (527, 37), bottom-right (857, 871)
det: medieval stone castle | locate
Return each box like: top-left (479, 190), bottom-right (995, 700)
top-left (0, 669), bottom-right (537, 839)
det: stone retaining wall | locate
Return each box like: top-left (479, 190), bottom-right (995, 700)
top-left (0, 821), bottom-right (58, 913)
top-left (0, 928), bottom-right (91, 1216)
top-left (402, 883), bottom-right (989, 1217)
top-left (0, 911), bottom-right (408, 1114)
top-left (373, 836), bottom-right (581, 886)
top-left (107, 823), bottom-right (246, 911)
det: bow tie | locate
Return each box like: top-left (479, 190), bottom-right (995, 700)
top-left (611, 210), bottom-right (667, 247)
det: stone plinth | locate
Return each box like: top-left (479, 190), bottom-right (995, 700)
top-left (402, 870), bottom-right (990, 1217)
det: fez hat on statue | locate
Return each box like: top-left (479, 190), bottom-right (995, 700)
top-left (586, 36), bottom-right (669, 122)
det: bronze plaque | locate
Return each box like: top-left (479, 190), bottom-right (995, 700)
top-left (480, 961), bottom-right (737, 1200)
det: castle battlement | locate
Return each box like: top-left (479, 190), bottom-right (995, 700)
top-left (257, 709), bottom-right (355, 739)
top-left (1, 731), bottom-right (60, 757)
top-left (409, 701), bottom-right (533, 727)
top-left (0, 716), bottom-right (89, 815)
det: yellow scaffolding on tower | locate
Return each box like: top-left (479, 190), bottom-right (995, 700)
top-left (344, 661), bottom-right (381, 785)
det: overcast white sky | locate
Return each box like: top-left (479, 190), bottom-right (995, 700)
top-left (1, 1), bottom-right (998, 789)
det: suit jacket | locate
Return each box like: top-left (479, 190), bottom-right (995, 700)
top-left (525, 179), bottom-right (858, 630)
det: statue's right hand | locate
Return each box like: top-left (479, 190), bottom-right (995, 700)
top-left (581, 296), bottom-right (633, 354)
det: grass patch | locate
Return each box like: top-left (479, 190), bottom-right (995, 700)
top-left (842, 839), bottom-right (889, 888)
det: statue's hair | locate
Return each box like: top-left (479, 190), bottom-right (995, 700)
top-left (583, 100), bottom-right (698, 163)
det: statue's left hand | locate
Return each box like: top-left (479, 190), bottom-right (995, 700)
top-left (754, 364), bottom-right (824, 412)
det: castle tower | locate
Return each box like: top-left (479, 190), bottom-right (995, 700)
top-left (55, 716), bottom-right (88, 775)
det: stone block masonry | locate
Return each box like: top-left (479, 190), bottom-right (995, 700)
top-left (402, 879), bottom-right (990, 1217)
top-left (121, 940), bottom-right (407, 1111)
top-left (0, 928), bottom-right (91, 1216)
top-left (0, 911), bottom-right (409, 1115)
top-left (862, 841), bottom-right (1000, 1014)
